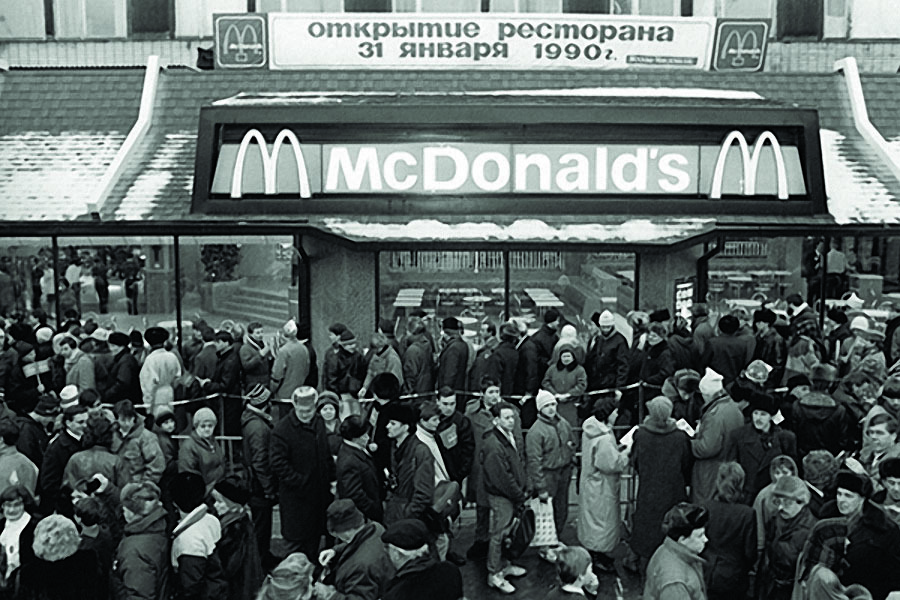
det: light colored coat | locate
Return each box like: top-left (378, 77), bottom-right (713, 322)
top-left (691, 391), bottom-right (743, 505)
top-left (577, 416), bottom-right (628, 553)
top-left (139, 348), bottom-right (182, 409)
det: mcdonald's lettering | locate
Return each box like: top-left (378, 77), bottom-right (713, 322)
top-left (709, 131), bottom-right (788, 200)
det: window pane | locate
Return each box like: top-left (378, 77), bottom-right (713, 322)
top-left (85, 0), bottom-right (118, 37)
top-left (563, 0), bottom-right (612, 13)
top-left (131, 0), bottom-right (169, 33)
top-left (345, 0), bottom-right (391, 11)
top-left (0, 238), bottom-right (52, 318)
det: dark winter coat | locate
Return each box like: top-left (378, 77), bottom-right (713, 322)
top-left (700, 333), bottom-right (756, 387)
top-left (269, 412), bottom-right (334, 541)
top-left (240, 406), bottom-right (275, 499)
top-left (177, 433), bottom-right (225, 495)
top-left (759, 506), bottom-right (817, 597)
top-left (701, 499), bottom-right (757, 597)
top-left (630, 419), bottom-right (693, 558)
top-left (667, 333), bottom-right (696, 372)
top-left (104, 348), bottom-right (142, 404)
top-left (218, 512), bottom-right (264, 600)
top-left (201, 345), bottom-right (242, 398)
top-left (585, 330), bottom-right (630, 392)
top-left (324, 347), bottom-right (365, 397)
top-left (335, 442), bottom-right (384, 524)
top-left (754, 329), bottom-right (787, 387)
top-left (486, 339), bottom-right (519, 397)
top-left (17, 549), bottom-right (100, 600)
top-left (643, 537), bottom-right (707, 600)
top-left (400, 333), bottom-right (434, 396)
top-left (15, 413), bottom-right (48, 468)
top-left (384, 434), bottom-right (433, 525)
top-left (325, 521), bottom-right (395, 600)
top-left (191, 345), bottom-right (218, 380)
top-left (110, 505), bottom-right (170, 600)
top-left (790, 306), bottom-right (825, 351)
top-left (437, 334), bottom-right (468, 394)
top-left (515, 336), bottom-right (542, 397)
top-left (724, 424), bottom-right (798, 504)
top-left (435, 411), bottom-right (475, 484)
top-left (481, 427), bottom-right (529, 505)
top-left (791, 391), bottom-right (851, 457)
top-left (238, 339), bottom-right (270, 391)
top-left (382, 555), bottom-right (463, 600)
top-left (640, 340), bottom-right (676, 388)
top-left (38, 430), bottom-right (82, 515)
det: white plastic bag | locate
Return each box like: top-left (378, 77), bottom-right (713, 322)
top-left (528, 497), bottom-right (559, 548)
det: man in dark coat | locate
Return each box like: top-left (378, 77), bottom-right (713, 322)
top-left (725, 392), bottom-right (798, 503)
top-left (103, 331), bottom-right (141, 404)
top-left (585, 310), bottom-right (629, 393)
top-left (15, 396), bottom-right (55, 467)
top-left (437, 318), bottom-right (469, 396)
top-left (516, 309), bottom-right (561, 428)
top-left (335, 415), bottom-right (384, 524)
top-left (700, 315), bottom-right (756, 387)
top-left (381, 518), bottom-right (463, 600)
top-left (468, 322), bottom-right (498, 397)
top-left (787, 293), bottom-right (825, 353)
top-left (200, 331), bottom-right (243, 436)
top-left (111, 481), bottom-right (170, 600)
top-left (39, 404), bottom-right (88, 516)
top-left (315, 499), bottom-right (395, 600)
top-left (799, 471), bottom-right (900, 600)
top-left (753, 309), bottom-right (787, 387)
top-left (486, 322), bottom-right (520, 398)
top-left (435, 388), bottom-right (475, 485)
top-left (759, 475), bottom-right (817, 600)
top-left (382, 402), bottom-right (433, 525)
top-left (191, 327), bottom-right (218, 380)
top-left (791, 364), bottom-right (851, 457)
top-left (269, 386), bottom-right (335, 561)
top-left (240, 384), bottom-right (277, 564)
top-left (400, 317), bottom-right (434, 396)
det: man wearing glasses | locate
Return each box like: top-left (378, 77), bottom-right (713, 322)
top-left (758, 475), bottom-right (817, 600)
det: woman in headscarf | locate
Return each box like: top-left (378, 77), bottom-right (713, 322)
top-left (542, 344), bottom-right (588, 427)
top-left (629, 395), bottom-right (693, 577)
top-left (255, 553), bottom-right (314, 600)
top-left (177, 407), bottom-right (225, 498)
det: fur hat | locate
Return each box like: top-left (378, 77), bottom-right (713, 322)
top-left (129, 330), bottom-right (144, 348)
top-left (749, 392), bottom-right (777, 416)
top-left (262, 553), bottom-right (314, 600)
top-left (441, 317), bottom-right (462, 332)
top-left (647, 396), bottom-right (674, 423)
top-left (120, 481), bottom-right (161, 515)
top-left (152, 405), bottom-right (176, 425)
top-left (879, 457), bottom-right (900, 480)
top-left (338, 329), bottom-right (356, 345)
top-left (836, 470), bottom-right (873, 498)
top-left (32, 515), bottom-right (81, 562)
top-left (215, 478), bottom-right (250, 506)
top-left (108, 331), bottom-right (130, 347)
top-left (674, 369), bottom-right (701, 393)
top-left (649, 308), bottom-right (671, 323)
top-left (753, 308), bottom-right (777, 325)
top-left (317, 391), bottom-right (340, 411)
top-left (326, 499), bottom-right (365, 534)
top-left (803, 450), bottom-right (839, 489)
top-left (535, 390), bottom-right (557, 413)
top-left (144, 327), bottom-right (168, 347)
top-left (381, 518), bottom-right (429, 550)
top-left (35, 327), bottom-right (54, 344)
top-left (691, 304), bottom-right (709, 317)
top-left (171, 472), bottom-right (206, 512)
top-left (381, 401), bottom-right (418, 427)
top-left (718, 315), bottom-right (740, 335)
top-left (34, 394), bottom-right (60, 417)
top-left (772, 475), bottom-right (810, 503)
top-left (648, 322), bottom-right (668, 338)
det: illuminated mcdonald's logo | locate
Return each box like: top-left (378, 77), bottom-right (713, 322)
top-left (709, 130), bottom-right (788, 200)
top-left (230, 129), bottom-right (312, 199)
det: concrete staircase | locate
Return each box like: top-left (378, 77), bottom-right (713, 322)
top-left (218, 286), bottom-right (298, 328)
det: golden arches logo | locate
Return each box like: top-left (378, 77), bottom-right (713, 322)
top-left (710, 131), bottom-right (788, 200)
top-left (223, 22), bottom-right (263, 63)
top-left (720, 29), bottom-right (762, 69)
top-left (230, 129), bottom-right (312, 199)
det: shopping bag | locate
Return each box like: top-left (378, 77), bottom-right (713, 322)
top-left (502, 504), bottom-right (535, 559)
top-left (528, 497), bottom-right (559, 548)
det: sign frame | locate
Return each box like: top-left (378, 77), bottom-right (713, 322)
top-left (712, 19), bottom-right (770, 73)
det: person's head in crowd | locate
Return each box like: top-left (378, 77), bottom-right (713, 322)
top-left (786, 293), bottom-right (805, 311)
top-left (557, 344), bottom-right (579, 369)
top-left (120, 481), bottom-right (161, 523)
top-left (326, 499), bottom-right (366, 543)
top-left (482, 321), bottom-right (499, 344)
top-left (73, 496), bottom-right (105, 530)
top-left (535, 390), bottom-right (558, 420)
top-left (129, 330), bottom-right (144, 351)
top-left (825, 307), bottom-right (849, 335)
top-left (143, 327), bottom-right (168, 349)
top-left (810, 364), bottom-right (838, 394)
top-left (59, 384), bottom-right (79, 411)
top-left (382, 518), bottom-right (430, 570)
top-left (200, 328), bottom-right (216, 344)
top-left (369, 373), bottom-right (400, 403)
top-left (113, 399), bottom-right (141, 439)
top-left (742, 360), bottom-right (771, 387)
top-left (627, 310), bottom-right (649, 334)
top-left (247, 322), bottom-right (265, 345)
top-left (214, 330), bottom-right (233, 352)
top-left (491, 401), bottom-right (518, 434)
top-left (192, 407), bottom-right (217, 440)
top-left (592, 392), bottom-right (619, 426)
top-left (56, 335), bottom-right (78, 358)
top-left (29, 394), bottom-right (59, 427)
top-left (383, 402), bottom-right (417, 442)
top-left (803, 450), bottom-right (839, 492)
top-left (879, 376), bottom-right (900, 415)
top-left (806, 564), bottom-right (873, 600)
top-left (730, 306), bottom-right (751, 330)
top-left (377, 318), bottom-right (395, 339)
top-left (592, 310), bottom-right (617, 337)
top-left (436, 387), bottom-right (457, 418)
top-left (316, 391), bottom-right (340, 425)
top-left (671, 316), bottom-right (691, 338)
top-left (0, 418), bottom-right (19, 449)
top-left (63, 404), bottom-right (89, 439)
top-left (749, 392), bottom-right (777, 434)
top-left (171, 472), bottom-right (206, 516)
top-left (231, 322), bottom-right (245, 342)
top-left (544, 308), bottom-right (561, 331)
top-left (153, 405), bottom-right (177, 434)
top-left (480, 376), bottom-right (501, 407)
top-left (717, 315), bottom-right (740, 337)
top-left (842, 370), bottom-right (879, 406)
top-left (370, 330), bottom-right (389, 352)
top-left (662, 503), bottom-right (709, 554)
top-left (245, 383), bottom-right (271, 413)
top-left (0, 485), bottom-right (34, 522)
top-left (787, 374), bottom-right (812, 402)
top-left (554, 545), bottom-right (598, 592)
top-left (339, 416), bottom-right (369, 447)
top-left (772, 475), bottom-right (811, 520)
top-left (835, 471), bottom-right (872, 519)
top-left (406, 316), bottom-right (426, 337)
top-left (328, 323), bottom-right (348, 347)
top-left (646, 396), bottom-right (674, 428)
top-left (645, 322), bottom-right (667, 347)
top-left (32, 515), bottom-right (81, 562)
top-left (713, 461), bottom-right (746, 504)
top-left (77, 388), bottom-right (102, 417)
top-left (865, 413), bottom-right (898, 455)
top-left (441, 317), bottom-right (462, 341)
top-left (35, 326), bottom-right (53, 346)
top-left (337, 329), bottom-right (357, 353)
top-left (698, 368), bottom-right (725, 403)
top-left (498, 321), bottom-right (517, 345)
top-left (107, 331), bottom-right (130, 355)
top-left (213, 478), bottom-right (250, 517)
top-left (879, 457), bottom-right (900, 505)
top-left (82, 413), bottom-right (114, 449)
top-left (256, 553), bottom-right (314, 600)
top-left (673, 369), bottom-right (701, 402)
top-left (770, 455), bottom-right (798, 484)
top-left (290, 386), bottom-right (318, 424)
top-left (417, 400), bottom-right (441, 433)
top-left (753, 308), bottom-right (778, 335)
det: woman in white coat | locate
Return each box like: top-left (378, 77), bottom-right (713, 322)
top-left (577, 393), bottom-right (630, 572)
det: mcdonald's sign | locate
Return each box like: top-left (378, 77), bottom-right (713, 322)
top-left (709, 130), bottom-right (788, 200)
top-left (712, 20), bottom-right (769, 72)
top-left (214, 14), bottom-right (268, 69)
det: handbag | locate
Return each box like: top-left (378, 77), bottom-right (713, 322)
top-left (528, 498), bottom-right (559, 548)
top-left (502, 504), bottom-right (535, 559)
top-left (423, 480), bottom-right (462, 534)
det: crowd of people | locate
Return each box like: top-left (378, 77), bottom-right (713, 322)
top-left (0, 287), bottom-right (899, 599)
